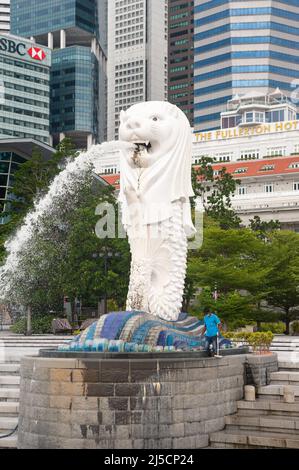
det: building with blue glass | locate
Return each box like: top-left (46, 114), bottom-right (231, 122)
top-left (11, 0), bottom-right (107, 149)
top-left (194, 0), bottom-right (299, 131)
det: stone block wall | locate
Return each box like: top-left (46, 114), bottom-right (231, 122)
top-left (245, 354), bottom-right (278, 388)
top-left (17, 353), bottom-right (277, 449)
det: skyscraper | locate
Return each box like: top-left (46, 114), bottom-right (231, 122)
top-left (0, 34), bottom-right (51, 144)
top-left (0, 0), bottom-right (10, 34)
top-left (168, 0), bottom-right (194, 127)
top-left (10, 0), bottom-right (107, 148)
top-left (107, 0), bottom-right (168, 140)
top-left (194, 0), bottom-right (299, 132)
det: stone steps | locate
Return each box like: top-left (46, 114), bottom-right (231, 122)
top-left (0, 364), bottom-right (20, 375)
top-left (0, 436), bottom-right (17, 448)
top-left (0, 417), bottom-right (18, 432)
top-left (0, 376), bottom-right (20, 388)
top-left (210, 429), bottom-right (299, 449)
top-left (279, 362), bottom-right (299, 371)
top-left (0, 402), bottom-right (19, 418)
top-left (258, 384), bottom-right (299, 401)
top-left (270, 371), bottom-right (299, 385)
top-left (237, 400), bottom-right (299, 417)
top-left (225, 414), bottom-right (299, 435)
top-left (0, 388), bottom-right (20, 402)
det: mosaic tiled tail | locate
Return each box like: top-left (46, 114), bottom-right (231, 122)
top-left (59, 311), bottom-right (232, 353)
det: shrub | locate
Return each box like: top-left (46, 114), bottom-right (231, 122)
top-left (292, 321), bottom-right (299, 335)
top-left (223, 331), bottom-right (274, 354)
top-left (259, 322), bottom-right (285, 334)
top-left (11, 315), bottom-right (56, 335)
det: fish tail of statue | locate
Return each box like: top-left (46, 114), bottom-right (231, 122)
top-left (126, 201), bottom-right (188, 321)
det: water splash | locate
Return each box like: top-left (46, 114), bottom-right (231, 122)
top-left (0, 141), bottom-right (133, 303)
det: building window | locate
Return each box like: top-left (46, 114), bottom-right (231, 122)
top-left (259, 165), bottom-right (275, 172)
top-left (240, 150), bottom-right (259, 160)
top-left (234, 167), bottom-right (248, 174)
top-left (238, 186), bottom-right (247, 195)
top-left (290, 162), bottom-right (299, 169)
top-left (267, 147), bottom-right (285, 157)
top-left (294, 182), bottom-right (299, 191)
top-left (265, 184), bottom-right (274, 193)
top-left (245, 112), bottom-right (253, 123)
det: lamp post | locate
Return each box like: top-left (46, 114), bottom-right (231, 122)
top-left (93, 248), bottom-right (121, 316)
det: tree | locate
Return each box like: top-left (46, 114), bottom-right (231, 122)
top-left (192, 157), bottom-right (241, 229)
top-left (250, 215), bottom-right (281, 240)
top-left (264, 231), bottom-right (299, 334)
top-left (186, 218), bottom-right (272, 328)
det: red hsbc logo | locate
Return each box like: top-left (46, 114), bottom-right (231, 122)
top-left (28, 47), bottom-right (46, 61)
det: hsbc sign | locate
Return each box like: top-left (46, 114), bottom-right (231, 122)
top-left (28, 47), bottom-right (46, 61)
top-left (0, 36), bottom-right (47, 62)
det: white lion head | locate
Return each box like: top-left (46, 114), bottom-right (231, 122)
top-left (119, 101), bottom-right (186, 168)
top-left (118, 101), bottom-right (195, 236)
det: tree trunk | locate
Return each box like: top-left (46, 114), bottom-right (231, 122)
top-left (285, 309), bottom-right (290, 335)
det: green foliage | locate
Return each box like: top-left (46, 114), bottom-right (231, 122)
top-left (187, 219), bottom-right (299, 334)
top-left (192, 157), bottom-right (241, 229)
top-left (223, 331), bottom-right (274, 353)
top-left (249, 215), bottom-right (281, 240)
top-left (11, 315), bottom-right (56, 335)
top-left (292, 321), bottom-right (299, 335)
top-left (259, 322), bottom-right (285, 334)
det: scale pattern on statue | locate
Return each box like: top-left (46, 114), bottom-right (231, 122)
top-left (59, 311), bottom-right (232, 353)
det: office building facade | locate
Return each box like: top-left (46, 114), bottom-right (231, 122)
top-left (0, 0), bottom-right (10, 34)
top-left (194, 0), bottom-right (299, 131)
top-left (168, 0), bottom-right (194, 127)
top-left (11, 0), bottom-right (107, 149)
top-left (0, 33), bottom-right (51, 144)
top-left (107, 0), bottom-right (168, 140)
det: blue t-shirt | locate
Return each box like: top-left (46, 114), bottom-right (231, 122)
top-left (204, 313), bottom-right (221, 337)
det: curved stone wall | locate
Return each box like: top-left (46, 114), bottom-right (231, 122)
top-left (18, 354), bottom-right (251, 449)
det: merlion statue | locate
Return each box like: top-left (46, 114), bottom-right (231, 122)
top-left (118, 101), bottom-right (195, 322)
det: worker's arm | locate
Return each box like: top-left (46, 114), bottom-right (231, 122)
top-left (201, 325), bottom-right (206, 336)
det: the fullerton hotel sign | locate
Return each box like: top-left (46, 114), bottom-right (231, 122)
top-left (195, 120), bottom-right (299, 142)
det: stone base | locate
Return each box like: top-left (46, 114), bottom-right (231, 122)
top-left (16, 351), bottom-right (270, 449)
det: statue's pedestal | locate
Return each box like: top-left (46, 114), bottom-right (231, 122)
top-left (18, 349), bottom-right (255, 449)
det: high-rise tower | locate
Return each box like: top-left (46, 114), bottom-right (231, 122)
top-left (168, 0), bottom-right (194, 127)
top-left (194, 0), bottom-right (299, 131)
top-left (107, 0), bottom-right (168, 140)
top-left (11, 0), bottom-right (107, 148)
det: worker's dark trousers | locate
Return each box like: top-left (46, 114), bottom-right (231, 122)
top-left (205, 336), bottom-right (217, 357)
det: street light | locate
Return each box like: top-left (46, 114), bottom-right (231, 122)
top-left (93, 248), bottom-right (121, 315)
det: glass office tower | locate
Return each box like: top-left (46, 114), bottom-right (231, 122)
top-left (168, 0), bottom-right (194, 128)
top-left (194, 0), bottom-right (299, 131)
top-left (11, 0), bottom-right (107, 148)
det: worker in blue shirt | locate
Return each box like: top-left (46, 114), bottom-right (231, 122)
top-left (201, 307), bottom-right (222, 357)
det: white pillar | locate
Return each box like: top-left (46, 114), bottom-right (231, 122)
top-left (48, 32), bottom-right (53, 49)
top-left (284, 386), bottom-right (295, 403)
top-left (91, 37), bottom-right (97, 54)
top-left (60, 29), bottom-right (66, 49)
top-left (49, 135), bottom-right (53, 147)
top-left (244, 385), bottom-right (256, 402)
top-left (87, 134), bottom-right (94, 149)
top-left (59, 132), bottom-right (65, 142)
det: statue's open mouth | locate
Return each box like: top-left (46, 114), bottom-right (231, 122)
top-left (133, 141), bottom-right (152, 153)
